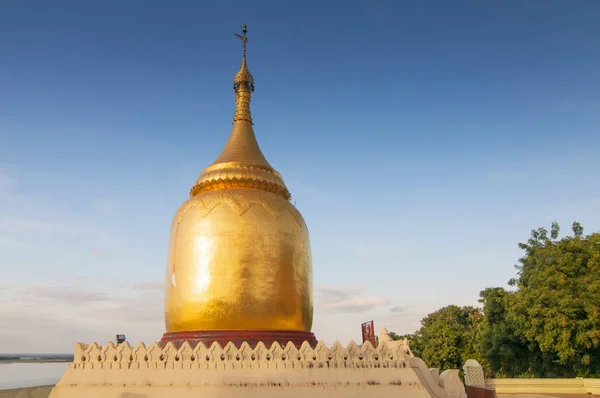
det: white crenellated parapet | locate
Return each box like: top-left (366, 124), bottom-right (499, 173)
top-left (70, 339), bottom-right (409, 371)
top-left (49, 339), bottom-right (465, 398)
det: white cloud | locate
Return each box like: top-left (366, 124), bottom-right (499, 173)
top-left (0, 282), bottom-right (165, 353)
top-left (0, 278), bottom-right (446, 353)
top-left (23, 286), bottom-right (111, 303)
top-left (323, 296), bottom-right (391, 312)
top-left (0, 280), bottom-right (400, 353)
top-left (0, 235), bottom-right (26, 250)
top-left (315, 284), bottom-right (390, 313)
top-left (133, 281), bottom-right (165, 291)
top-left (0, 218), bottom-right (53, 234)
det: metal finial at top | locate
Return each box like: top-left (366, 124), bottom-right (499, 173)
top-left (233, 23), bottom-right (254, 92)
top-left (234, 24), bottom-right (248, 55)
top-left (232, 24), bottom-right (254, 123)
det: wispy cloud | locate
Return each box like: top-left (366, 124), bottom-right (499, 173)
top-left (311, 292), bottom-right (427, 345)
top-left (0, 235), bottom-right (26, 250)
top-left (0, 169), bottom-right (19, 200)
top-left (0, 282), bottom-right (165, 353)
top-left (0, 167), bottom-right (110, 239)
top-left (23, 286), bottom-right (111, 303)
top-left (0, 172), bottom-right (17, 193)
top-left (133, 281), bottom-right (164, 291)
top-left (0, 217), bottom-right (106, 242)
top-left (315, 284), bottom-right (390, 313)
top-left (94, 297), bottom-right (163, 324)
top-left (324, 296), bottom-right (391, 312)
top-left (0, 218), bottom-right (53, 233)
top-left (0, 279), bottom-right (440, 352)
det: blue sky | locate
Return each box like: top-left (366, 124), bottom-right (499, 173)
top-left (1, 0), bottom-right (599, 353)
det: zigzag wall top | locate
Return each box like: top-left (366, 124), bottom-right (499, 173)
top-left (71, 340), bottom-right (412, 370)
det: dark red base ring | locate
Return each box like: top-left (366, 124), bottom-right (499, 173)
top-left (160, 330), bottom-right (317, 349)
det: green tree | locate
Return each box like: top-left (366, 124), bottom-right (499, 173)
top-left (388, 331), bottom-right (416, 342)
top-left (391, 222), bottom-right (600, 377)
top-left (392, 305), bottom-right (485, 371)
top-left (508, 222), bottom-right (600, 377)
top-left (477, 287), bottom-right (535, 377)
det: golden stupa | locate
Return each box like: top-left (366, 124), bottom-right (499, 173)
top-left (162, 25), bottom-right (315, 347)
top-left (48, 25), bottom-right (467, 398)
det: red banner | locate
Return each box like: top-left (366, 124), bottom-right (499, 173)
top-left (361, 321), bottom-right (376, 346)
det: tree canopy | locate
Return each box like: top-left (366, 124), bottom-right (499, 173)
top-left (509, 222), bottom-right (600, 376)
top-left (391, 222), bottom-right (600, 378)
top-left (392, 305), bottom-right (484, 371)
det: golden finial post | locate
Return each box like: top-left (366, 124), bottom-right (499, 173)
top-left (232, 24), bottom-right (254, 123)
top-left (234, 24), bottom-right (248, 55)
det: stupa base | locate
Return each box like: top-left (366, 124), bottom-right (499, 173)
top-left (48, 332), bottom-right (466, 398)
top-left (160, 329), bottom-right (317, 349)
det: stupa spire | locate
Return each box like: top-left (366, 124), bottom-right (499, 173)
top-left (190, 24), bottom-right (292, 200)
top-left (232, 24), bottom-right (254, 123)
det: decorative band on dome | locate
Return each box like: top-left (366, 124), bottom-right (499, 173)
top-left (190, 162), bottom-right (291, 200)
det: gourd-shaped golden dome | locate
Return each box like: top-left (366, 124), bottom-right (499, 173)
top-left (164, 26), bottom-right (313, 334)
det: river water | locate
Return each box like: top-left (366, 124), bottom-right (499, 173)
top-left (0, 363), bottom-right (68, 390)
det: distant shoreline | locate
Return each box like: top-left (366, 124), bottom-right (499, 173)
top-left (0, 356), bottom-right (73, 364)
top-left (0, 359), bottom-right (72, 364)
